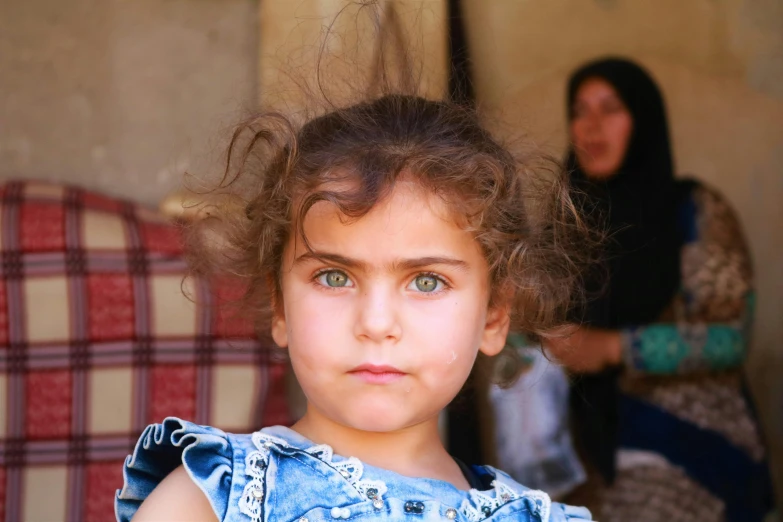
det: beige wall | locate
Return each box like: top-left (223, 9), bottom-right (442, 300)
top-left (0, 0), bottom-right (258, 206)
top-left (258, 0), bottom-right (448, 111)
top-left (461, 0), bottom-right (783, 497)
top-left (0, 0), bottom-right (445, 205)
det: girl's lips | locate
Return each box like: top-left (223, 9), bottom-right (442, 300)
top-left (348, 364), bottom-right (406, 384)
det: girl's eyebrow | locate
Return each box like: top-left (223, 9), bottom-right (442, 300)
top-left (293, 251), bottom-right (470, 272)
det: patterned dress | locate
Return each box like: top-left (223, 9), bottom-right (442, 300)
top-left (565, 183), bottom-right (775, 522)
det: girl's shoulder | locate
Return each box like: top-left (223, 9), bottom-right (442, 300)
top-left (127, 465), bottom-right (218, 522)
top-left (115, 418), bottom-right (592, 522)
top-left (115, 417), bottom-right (256, 522)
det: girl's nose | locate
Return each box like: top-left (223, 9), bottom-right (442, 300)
top-left (354, 285), bottom-right (402, 343)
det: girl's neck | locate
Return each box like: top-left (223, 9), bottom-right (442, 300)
top-left (290, 405), bottom-right (470, 490)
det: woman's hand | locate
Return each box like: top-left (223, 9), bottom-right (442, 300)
top-left (545, 326), bottom-right (623, 373)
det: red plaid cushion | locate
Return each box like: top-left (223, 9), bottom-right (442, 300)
top-left (0, 181), bottom-right (291, 522)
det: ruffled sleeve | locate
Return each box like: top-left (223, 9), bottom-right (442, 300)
top-left (550, 501), bottom-right (593, 522)
top-left (115, 417), bottom-right (234, 522)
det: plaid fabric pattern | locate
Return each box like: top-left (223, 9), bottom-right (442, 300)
top-left (0, 181), bottom-right (291, 522)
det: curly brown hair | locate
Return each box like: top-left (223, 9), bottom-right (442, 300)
top-left (188, 94), bottom-right (594, 369)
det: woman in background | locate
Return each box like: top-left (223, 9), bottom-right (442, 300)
top-left (548, 57), bottom-right (775, 522)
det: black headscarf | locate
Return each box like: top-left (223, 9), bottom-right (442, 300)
top-left (566, 58), bottom-right (690, 482)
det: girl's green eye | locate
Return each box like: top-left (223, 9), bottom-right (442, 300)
top-left (412, 274), bottom-right (442, 293)
top-left (319, 270), bottom-right (351, 288)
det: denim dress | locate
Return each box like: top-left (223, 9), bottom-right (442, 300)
top-left (115, 418), bottom-right (592, 522)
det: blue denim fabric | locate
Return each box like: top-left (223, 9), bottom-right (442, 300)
top-left (115, 418), bottom-right (592, 522)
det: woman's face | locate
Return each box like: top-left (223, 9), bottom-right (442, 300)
top-left (570, 77), bottom-right (634, 180)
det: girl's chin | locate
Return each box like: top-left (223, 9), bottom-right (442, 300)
top-left (343, 415), bottom-right (418, 433)
top-left (335, 407), bottom-right (437, 434)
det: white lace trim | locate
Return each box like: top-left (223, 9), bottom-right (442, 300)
top-left (240, 432), bottom-right (533, 522)
top-left (239, 433), bottom-right (389, 522)
top-left (305, 444), bottom-right (389, 500)
top-left (460, 481), bottom-right (550, 522)
top-left (238, 433), bottom-right (292, 522)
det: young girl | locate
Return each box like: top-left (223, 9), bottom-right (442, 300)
top-left (114, 95), bottom-right (593, 522)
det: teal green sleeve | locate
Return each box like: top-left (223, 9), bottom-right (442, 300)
top-left (621, 293), bottom-right (754, 375)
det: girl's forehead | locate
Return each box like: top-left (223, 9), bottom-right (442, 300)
top-left (306, 182), bottom-right (452, 236)
top-left (296, 173), bottom-right (463, 230)
top-left (286, 181), bottom-right (485, 268)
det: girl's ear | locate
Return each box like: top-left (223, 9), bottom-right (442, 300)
top-left (271, 311), bottom-right (289, 348)
top-left (479, 300), bottom-right (511, 357)
top-left (269, 278), bottom-right (289, 349)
